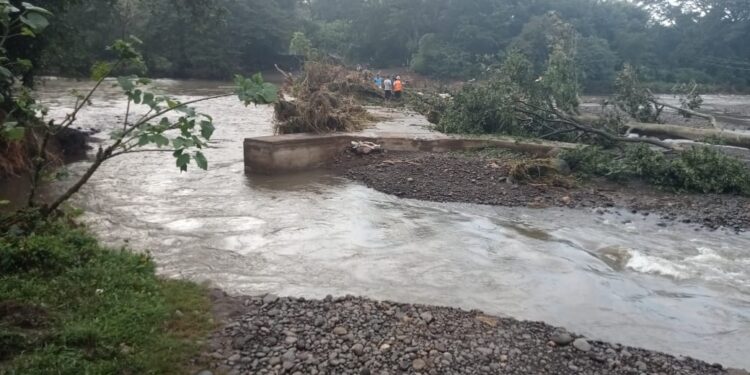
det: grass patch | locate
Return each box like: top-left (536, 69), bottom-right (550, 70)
top-left (0, 217), bottom-right (213, 375)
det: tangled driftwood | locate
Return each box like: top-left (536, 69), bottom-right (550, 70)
top-left (273, 62), bottom-right (378, 135)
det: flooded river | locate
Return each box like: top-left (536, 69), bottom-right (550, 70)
top-left (24, 78), bottom-right (750, 369)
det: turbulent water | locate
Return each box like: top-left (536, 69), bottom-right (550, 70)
top-left (23, 78), bottom-right (750, 369)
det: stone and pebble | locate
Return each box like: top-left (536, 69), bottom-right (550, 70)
top-left (195, 292), bottom-right (744, 375)
top-left (334, 151), bottom-right (750, 232)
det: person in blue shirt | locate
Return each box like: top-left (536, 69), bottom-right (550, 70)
top-left (374, 73), bottom-right (383, 89)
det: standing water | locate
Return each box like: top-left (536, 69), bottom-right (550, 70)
top-left (29, 78), bottom-right (750, 369)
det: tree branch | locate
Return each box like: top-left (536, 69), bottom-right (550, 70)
top-left (515, 100), bottom-right (676, 150)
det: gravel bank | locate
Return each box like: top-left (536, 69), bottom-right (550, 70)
top-left (333, 151), bottom-right (750, 232)
top-left (196, 291), bottom-right (745, 375)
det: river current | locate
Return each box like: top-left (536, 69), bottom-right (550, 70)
top-left (24, 78), bottom-right (750, 369)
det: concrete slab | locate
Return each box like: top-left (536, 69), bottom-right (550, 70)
top-left (244, 132), bottom-right (575, 175)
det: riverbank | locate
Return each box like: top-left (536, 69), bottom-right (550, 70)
top-left (0, 217), bottom-right (213, 374)
top-left (332, 150), bottom-right (750, 232)
top-left (196, 291), bottom-right (747, 375)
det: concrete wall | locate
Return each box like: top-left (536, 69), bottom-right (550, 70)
top-left (244, 133), bottom-right (575, 174)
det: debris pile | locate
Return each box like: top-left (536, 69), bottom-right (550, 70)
top-left (274, 61), bottom-right (378, 135)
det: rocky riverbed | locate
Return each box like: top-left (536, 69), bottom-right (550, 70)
top-left (333, 150), bottom-right (750, 232)
top-left (194, 290), bottom-right (747, 375)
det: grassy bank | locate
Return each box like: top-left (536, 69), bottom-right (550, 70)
top-left (0, 215), bottom-right (212, 375)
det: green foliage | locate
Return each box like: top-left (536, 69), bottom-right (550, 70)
top-left (0, 1), bottom-right (51, 140)
top-left (614, 64), bottom-right (661, 122)
top-left (289, 32), bottom-right (314, 58)
top-left (561, 145), bottom-right (750, 195)
top-left (438, 79), bottom-right (521, 135)
top-left (410, 34), bottom-right (476, 78)
top-left (577, 36), bottom-right (618, 91)
top-left (0, 218), bottom-right (213, 374)
top-left (38, 0), bottom-right (298, 79)
top-left (236, 73), bottom-right (278, 106)
top-left (439, 30), bottom-right (582, 137)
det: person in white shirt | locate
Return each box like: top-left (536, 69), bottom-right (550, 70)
top-left (383, 77), bottom-right (393, 100)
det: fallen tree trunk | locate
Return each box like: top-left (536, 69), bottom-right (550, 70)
top-left (649, 99), bottom-right (719, 129)
top-left (627, 122), bottom-right (750, 149)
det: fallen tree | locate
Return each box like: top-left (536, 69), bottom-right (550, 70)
top-left (627, 122), bottom-right (750, 149)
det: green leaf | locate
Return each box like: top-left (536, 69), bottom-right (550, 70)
top-left (20, 12), bottom-right (48, 32)
top-left (131, 89), bottom-right (142, 104)
top-left (199, 120), bottom-right (215, 140)
top-left (172, 138), bottom-right (185, 149)
top-left (20, 26), bottom-right (35, 37)
top-left (3, 126), bottom-right (25, 141)
top-left (117, 76), bottom-right (135, 92)
top-left (152, 134), bottom-right (169, 147)
top-left (108, 39), bottom-right (141, 60)
top-left (137, 134), bottom-right (149, 146)
top-left (0, 66), bottom-right (13, 79)
top-left (194, 151), bottom-right (208, 170)
top-left (259, 83), bottom-right (279, 103)
top-left (235, 73), bottom-right (278, 106)
top-left (142, 92), bottom-right (155, 107)
top-left (176, 153), bottom-right (190, 171)
top-left (21, 2), bottom-right (52, 16)
top-left (15, 58), bottom-right (32, 72)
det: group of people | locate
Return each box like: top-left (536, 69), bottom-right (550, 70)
top-left (373, 73), bottom-right (403, 100)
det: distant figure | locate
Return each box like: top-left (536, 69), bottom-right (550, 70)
top-left (393, 75), bottom-right (403, 100)
top-left (374, 73), bottom-right (383, 89)
top-left (383, 76), bottom-right (393, 100)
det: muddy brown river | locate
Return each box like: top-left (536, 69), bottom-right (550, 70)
top-left (17, 78), bottom-right (750, 369)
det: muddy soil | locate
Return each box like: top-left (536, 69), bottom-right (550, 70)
top-left (332, 151), bottom-right (750, 232)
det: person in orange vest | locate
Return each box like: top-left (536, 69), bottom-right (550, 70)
top-left (393, 75), bottom-right (404, 100)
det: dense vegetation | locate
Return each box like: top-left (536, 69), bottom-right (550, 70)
top-left (303, 0), bottom-right (750, 90)
top-left (34, 0), bottom-right (299, 78)
top-left (0, 215), bottom-right (213, 374)
top-left (562, 145), bottom-right (750, 196)
top-left (21, 0), bottom-right (750, 90)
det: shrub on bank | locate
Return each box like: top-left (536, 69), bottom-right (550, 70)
top-left (0, 217), bottom-right (213, 375)
top-left (561, 145), bottom-right (750, 195)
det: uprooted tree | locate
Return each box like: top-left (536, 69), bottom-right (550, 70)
top-left (422, 14), bottom-right (750, 153)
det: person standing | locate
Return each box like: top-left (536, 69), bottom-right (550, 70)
top-left (374, 73), bottom-right (383, 89)
top-left (393, 75), bottom-right (403, 100)
top-left (383, 76), bottom-right (393, 100)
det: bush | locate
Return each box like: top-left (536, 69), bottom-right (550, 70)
top-left (0, 221), bottom-right (100, 275)
top-left (561, 145), bottom-right (750, 195)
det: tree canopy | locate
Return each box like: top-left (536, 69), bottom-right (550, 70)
top-left (28, 0), bottom-right (750, 90)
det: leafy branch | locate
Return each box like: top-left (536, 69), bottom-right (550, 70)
top-left (26, 38), bottom-right (278, 215)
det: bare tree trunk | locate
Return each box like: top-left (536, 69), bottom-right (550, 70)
top-left (27, 131), bottom-right (52, 207)
top-left (649, 99), bottom-right (719, 129)
top-left (628, 122), bottom-right (750, 149)
top-left (42, 148), bottom-right (108, 215)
